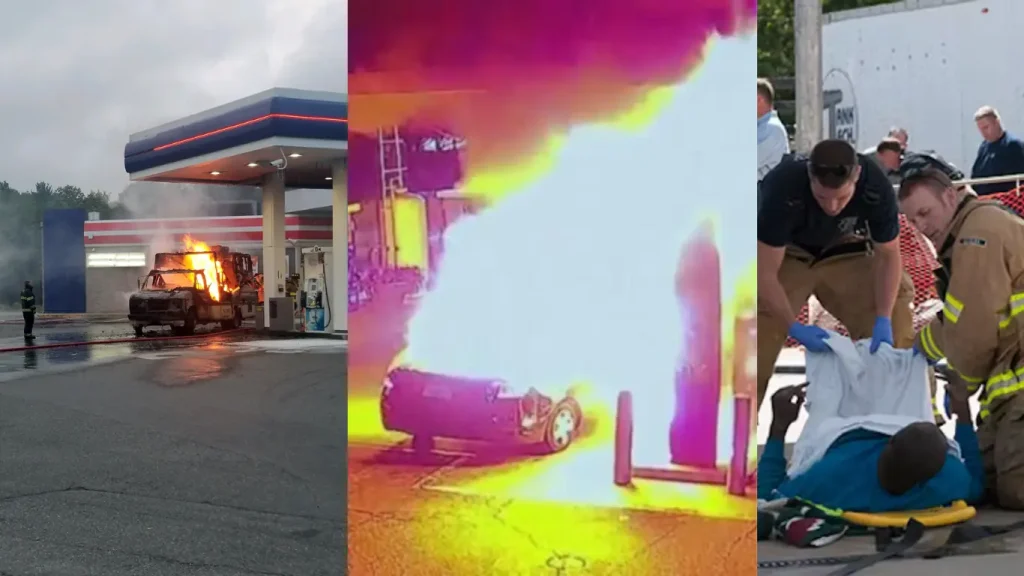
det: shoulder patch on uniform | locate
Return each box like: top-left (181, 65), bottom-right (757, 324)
top-left (958, 237), bottom-right (987, 247)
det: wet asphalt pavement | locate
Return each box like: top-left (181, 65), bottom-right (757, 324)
top-left (0, 317), bottom-right (215, 345)
top-left (0, 326), bottom-right (346, 575)
top-left (0, 320), bottom-right (259, 378)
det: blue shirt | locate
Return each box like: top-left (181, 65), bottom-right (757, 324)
top-left (971, 132), bottom-right (1024, 196)
top-left (757, 423), bottom-right (985, 512)
top-left (758, 111), bottom-right (789, 182)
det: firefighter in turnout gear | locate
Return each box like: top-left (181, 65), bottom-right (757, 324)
top-left (20, 280), bottom-right (36, 340)
top-left (898, 152), bottom-right (1024, 509)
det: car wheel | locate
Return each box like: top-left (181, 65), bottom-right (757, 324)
top-left (544, 401), bottom-right (578, 453)
top-left (412, 435), bottom-right (435, 454)
top-left (134, 325), bottom-right (144, 337)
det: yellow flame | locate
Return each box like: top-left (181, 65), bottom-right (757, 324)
top-left (181, 235), bottom-right (224, 301)
top-left (459, 43), bottom-right (709, 208)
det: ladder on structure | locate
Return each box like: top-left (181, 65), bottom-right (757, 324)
top-left (376, 126), bottom-right (407, 268)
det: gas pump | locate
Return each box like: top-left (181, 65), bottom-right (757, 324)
top-left (670, 225), bottom-right (721, 467)
top-left (301, 246), bottom-right (334, 332)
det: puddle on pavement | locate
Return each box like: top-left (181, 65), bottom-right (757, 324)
top-left (4, 345), bottom-right (122, 372)
top-left (0, 330), bottom-right (256, 377)
top-left (148, 356), bottom-right (230, 388)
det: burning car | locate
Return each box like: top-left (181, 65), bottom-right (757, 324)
top-left (129, 269), bottom-right (234, 335)
top-left (128, 238), bottom-right (258, 336)
top-left (380, 357), bottom-right (584, 453)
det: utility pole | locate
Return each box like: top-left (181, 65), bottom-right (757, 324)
top-left (793, 0), bottom-right (823, 153)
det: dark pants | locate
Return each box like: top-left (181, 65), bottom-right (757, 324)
top-left (23, 311), bottom-right (34, 336)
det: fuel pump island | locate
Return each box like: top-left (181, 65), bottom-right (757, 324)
top-left (300, 246), bottom-right (335, 332)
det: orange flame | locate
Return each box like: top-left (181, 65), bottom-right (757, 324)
top-left (181, 235), bottom-right (225, 301)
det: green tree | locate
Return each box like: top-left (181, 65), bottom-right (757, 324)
top-left (758, 0), bottom-right (901, 78)
top-left (0, 181), bottom-right (122, 309)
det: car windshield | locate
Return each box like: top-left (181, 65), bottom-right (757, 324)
top-left (142, 272), bottom-right (204, 290)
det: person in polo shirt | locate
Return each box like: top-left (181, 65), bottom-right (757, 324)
top-left (757, 77), bottom-right (790, 204)
top-left (863, 126), bottom-right (908, 155)
top-left (971, 106), bottom-right (1024, 196)
top-left (756, 139), bottom-right (915, 410)
top-left (870, 137), bottom-right (904, 187)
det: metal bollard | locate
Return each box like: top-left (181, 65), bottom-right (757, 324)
top-left (613, 390), bottom-right (633, 486)
top-left (728, 394), bottom-right (753, 496)
top-left (729, 309), bottom-right (756, 496)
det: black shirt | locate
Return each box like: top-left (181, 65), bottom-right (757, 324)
top-left (758, 153), bottom-right (900, 258)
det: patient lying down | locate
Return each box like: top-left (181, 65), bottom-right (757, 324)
top-left (757, 383), bottom-right (985, 512)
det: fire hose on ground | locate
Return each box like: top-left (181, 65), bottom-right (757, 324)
top-left (0, 327), bottom-right (253, 354)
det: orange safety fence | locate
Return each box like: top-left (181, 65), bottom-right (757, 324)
top-left (787, 187), bottom-right (1024, 346)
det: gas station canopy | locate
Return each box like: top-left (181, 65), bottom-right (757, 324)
top-left (122, 87), bottom-right (349, 335)
top-left (124, 88), bottom-right (347, 189)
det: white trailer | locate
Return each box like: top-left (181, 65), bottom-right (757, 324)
top-left (822, 0), bottom-right (1024, 173)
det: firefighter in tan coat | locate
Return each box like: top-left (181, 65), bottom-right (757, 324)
top-left (898, 152), bottom-right (1024, 509)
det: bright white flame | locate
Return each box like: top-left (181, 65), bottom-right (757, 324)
top-left (405, 34), bottom-right (756, 460)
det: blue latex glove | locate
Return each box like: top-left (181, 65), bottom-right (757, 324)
top-left (788, 322), bottom-right (830, 353)
top-left (870, 316), bottom-right (893, 354)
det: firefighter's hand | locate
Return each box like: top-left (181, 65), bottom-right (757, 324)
top-left (788, 322), bottom-right (830, 353)
top-left (870, 316), bottom-right (893, 354)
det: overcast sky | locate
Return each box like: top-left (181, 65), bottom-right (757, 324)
top-left (0, 0), bottom-right (346, 198)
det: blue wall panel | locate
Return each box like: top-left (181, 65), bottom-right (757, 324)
top-left (42, 209), bottom-right (87, 314)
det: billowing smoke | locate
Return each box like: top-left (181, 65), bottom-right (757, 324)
top-left (403, 34), bottom-right (756, 464)
top-left (116, 181), bottom-right (259, 219)
top-left (115, 180), bottom-right (259, 263)
top-left (350, 0), bottom-right (756, 204)
top-left (0, 185), bottom-right (35, 309)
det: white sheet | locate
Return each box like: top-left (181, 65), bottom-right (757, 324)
top-left (786, 332), bottom-right (961, 479)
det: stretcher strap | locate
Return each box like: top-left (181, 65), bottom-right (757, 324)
top-left (922, 517), bottom-right (1024, 559)
top-left (758, 517), bottom-right (1024, 573)
top-left (825, 520), bottom-right (924, 576)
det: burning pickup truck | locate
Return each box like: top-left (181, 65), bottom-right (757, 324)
top-left (128, 239), bottom-right (259, 336)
